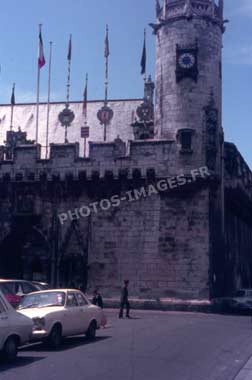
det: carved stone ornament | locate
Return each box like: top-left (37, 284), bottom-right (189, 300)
top-left (97, 105), bottom-right (114, 125)
top-left (136, 101), bottom-right (154, 123)
top-left (58, 107), bottom-right (75, 127)
top-left (204, 94), bottom-right (219, 171)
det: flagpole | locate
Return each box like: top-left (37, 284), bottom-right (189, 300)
top-left (65, 34), bottom-right (72, 143)
top-left (143, 29), bottom-right (146, 83)
top-left (36, 24), bottom-right (46, 144)
top-left (36, 24), bottom-right (42, 144)
top-left (46, 41), bottom-right (52, 159)
top-left (66, 34), bottom-right (72, 106)
top-left (97, 25), bottom-right (113, 142)
top-left (36, 60), bottom-right (41, 144)
top-left (10, 83), bottom-right (15, 131)
top-left (84, 73), bottom-right (88, 125)
top-left (84, 73), bottom-right (88, 157)
top-left (105, 25), bottom-right (109, 105)
top-left (104, 25), bottom-right (109, 141)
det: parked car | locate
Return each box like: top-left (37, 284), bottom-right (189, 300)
top-left (18, 289), bottom-right (104, 348)
top-left (32, 282), bottom-right (50, 291)
top-left (0, 283), bottom-right (21, 310)
top-left (0, 290), bottom-right (33, 362)
top-left (0, 280), bottom-right (38, 308)
top-left (213, 289), bottom-right (252, 313)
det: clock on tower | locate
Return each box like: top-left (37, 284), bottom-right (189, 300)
top-left (176, 43), bottom-right (198, 83)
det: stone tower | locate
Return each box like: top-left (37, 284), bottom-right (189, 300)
top-left (154, 0), bottom-right (224, 170)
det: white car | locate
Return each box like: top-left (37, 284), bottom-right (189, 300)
top-left (18, 289), bottom-right (103, 348)
top-left (0, 290), bottom-right (33, 362)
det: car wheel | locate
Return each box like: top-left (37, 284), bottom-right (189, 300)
top-left (48, 325), bottom-right (62, 349)
top-left (86, 321), bottom-right (97, 340)
top-left (3, 337), bottom-right (18, 362)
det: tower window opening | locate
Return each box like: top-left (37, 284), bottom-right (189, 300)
top-left (177, 129), bottom-right (194, 153)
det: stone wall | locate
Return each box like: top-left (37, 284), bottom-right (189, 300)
top-left (221, 143), bottom-right (252, 295)
top-left (0, 143), bottom-right (211, 299)
top-left (224, 192), bottom-right (252, 294)
top-left (0, 99), bottom-right (141, 157)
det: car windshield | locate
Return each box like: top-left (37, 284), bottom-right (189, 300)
top-left (36, 283), bottom-right (50, 290)
top-left (18, 291), bottom-right (66, 309)
top-left (0, 283), bottom-right (15, 295)
top-left (235, 290), bottom-right (246, 297)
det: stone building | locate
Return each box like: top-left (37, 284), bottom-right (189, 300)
top-left (0, 0), bottom-right (251, 300)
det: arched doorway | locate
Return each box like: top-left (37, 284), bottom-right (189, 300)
top-left (57, 220), bottom-right (90, 291)
top-left (0, 215), bottom-right (51, 282)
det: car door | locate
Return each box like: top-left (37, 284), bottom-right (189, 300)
top-left (64, 292), bottom-right (81, 336)
top-left (0, 295), bottom-right (10, 349)
top-left (75, 292), bottom-right (91, 333)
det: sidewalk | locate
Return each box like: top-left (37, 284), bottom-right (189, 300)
top-left (234, 357), bottom-right (252, 380)
top-left (101, 296), bottom-right (213, 313)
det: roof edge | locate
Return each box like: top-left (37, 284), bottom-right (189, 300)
top-left (0, 98), bottom-right (142, 107)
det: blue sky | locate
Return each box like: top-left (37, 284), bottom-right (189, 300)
top-left (0, 0), bottom-right (251, 165)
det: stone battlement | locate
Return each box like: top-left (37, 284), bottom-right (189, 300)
top-left (159, 0), bottom-right (223, 23)
top-left (0, 139), bottom-right (185, 182)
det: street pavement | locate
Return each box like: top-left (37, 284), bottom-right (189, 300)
top-left (1, 310), bottom-right (252, 380)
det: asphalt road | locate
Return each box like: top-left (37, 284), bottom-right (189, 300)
top-left (1, 310), bottom-right (252, 380)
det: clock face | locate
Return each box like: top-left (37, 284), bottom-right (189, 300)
top-left (178, 53), bottom-right (195, 69)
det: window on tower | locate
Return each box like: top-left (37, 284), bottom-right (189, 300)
top-left (177, 129), bottom-right (194, 153)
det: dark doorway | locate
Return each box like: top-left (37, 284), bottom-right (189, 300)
top-left (59, 254), bottom-right (88, 291)
top-left (0, 232), bottom-right (23, 278)
top-left (0, 215), bottom-right (50, 281)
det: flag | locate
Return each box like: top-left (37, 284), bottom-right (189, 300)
top-left (104, 25), bottom-right (110, 58)
top-left (67, 35), bottom-right (72, 61)
top-left (83, 74), bottom-right (88, 116)
top-left (38, 27), bottom-right (46, 69)
top-left (11, 84), bottom-right (15, 106)
top-left (141, 30), bottom-right (146, 76)
top-left (156, 0), bottom-right (161, 17)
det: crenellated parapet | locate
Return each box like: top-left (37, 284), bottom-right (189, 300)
top-left (0, 138), bottom-right (181, 183)
top-left (156, 0), bottom-right (224, 26)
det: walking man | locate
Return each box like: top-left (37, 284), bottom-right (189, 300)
top-left (119, 280), bottom-right (130, 318)
top-left (92, 288), bottom-right (104, 309)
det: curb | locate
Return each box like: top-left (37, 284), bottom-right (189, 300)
top-left (234, 357), bottom-right (252, 380)
top-left (101, 298), bottom-right (213, 313)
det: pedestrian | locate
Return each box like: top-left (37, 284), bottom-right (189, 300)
top-left (119, 280), bottom-right (131, 319)
top-left (92, 288), bottom-right (104, 309)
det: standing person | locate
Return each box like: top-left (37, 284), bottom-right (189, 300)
top-left (92, 289), bottom-right (104, 309)
top-left (119, 280), bottom-right (131, 319)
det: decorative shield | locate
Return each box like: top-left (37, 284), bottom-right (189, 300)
top-left (97, 105), bottom-right (114, 125)
top-left (58, 107), bottom-right (75, 127)
top-left (136, 102), bottom-right (153, 122)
